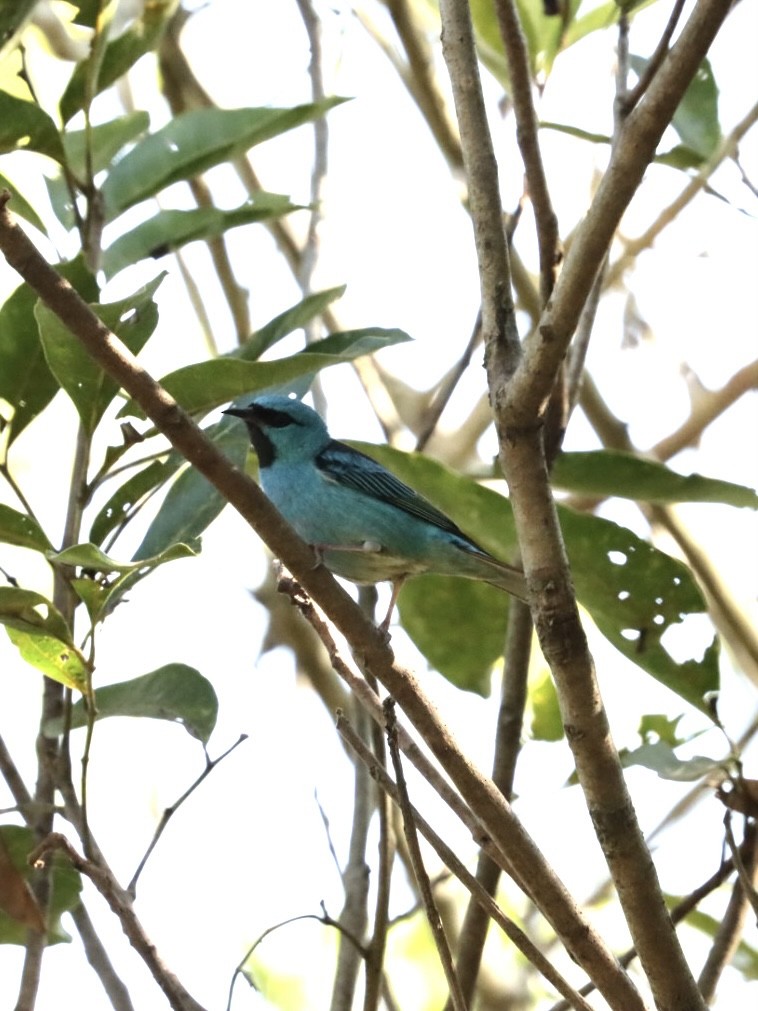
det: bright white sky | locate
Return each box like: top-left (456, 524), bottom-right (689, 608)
top-left (0, 1), bottom-right (757, 1008)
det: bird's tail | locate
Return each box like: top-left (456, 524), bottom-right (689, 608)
top-left (469, 552), bottom-right (529, 602)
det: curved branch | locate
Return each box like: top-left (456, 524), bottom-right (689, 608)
top-left (511, 0), bottom-right (733, 423)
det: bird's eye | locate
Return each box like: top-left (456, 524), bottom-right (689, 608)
top-left (252, 405), bottom-right (299, 428)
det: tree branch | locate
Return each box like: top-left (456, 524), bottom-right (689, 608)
top-left (30, 834), bottom-right (207, 1011)
top-left (492, 0), bottom-right (559, 304)
top-left (338, 712), bottom-right (594, 1011)
top-left (0, 191), bottom-right (642, 1011)
top-left (511, 0), bottom-right (733, 422)
top-left (384, 699), bottom-right (466, 1011)
top-left (435, 2), bottom-right (731, 1009)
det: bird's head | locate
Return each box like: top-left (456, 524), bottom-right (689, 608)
top-left (223, 395), bottom-right (329, 466)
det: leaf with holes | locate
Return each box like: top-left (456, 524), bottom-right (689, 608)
top-left (89, 453), bottom-right (184, 547)
top-left (353, 444), bottom-right (719, 709)
top-left (0, 588), bottom-right (89, 691)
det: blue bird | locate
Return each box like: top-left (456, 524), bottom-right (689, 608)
top-left (224, 395), bottom-right (527, 630)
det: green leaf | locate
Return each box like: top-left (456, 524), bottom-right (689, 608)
top-left (564, 0), bottom-right (656, 49)
top-left (48, 541), bottom-right (200, 623)
top-left (355, 445), bottom-right (519, 691)
top-left (630, 55), bottom-right (721, 160)
top-left (562, 508), bottom-right (720, 713)
top-left (0, 505), bottom-right (53, 552)
top-left (60, 0), bottom-right (179, 122)
top-left (102, 194), bottom-right (303, 279)
top-left (0, 1), bottom-right (39, 61)
top-left (352, 445), bottom-right (719, 709)
top-left (539, 121), bottom-right (612, 146)
top-left (240, 286), bottom-right (346, 361)
top-left (398, 577), bottom-right (509, 694)
top-left (89, 454), bottom-right (184, 546)
top-left (36, 274), bottom-right (164, 435)
top-left (61, 111), bottom-right (149, 180)
top-left (622, 741), bottom-right (724, 781)
top-left (530, 670), bottom-right (564, 742)
top-left (552, 451), bottom-right (758, 508)
top-left (682, 910), bottom-right (758, 980)
top-left (638, 713), bottom-right (686, 748)
top-left (0, 92), bottom-right (65, 164)
top-left (120, 327), bottom-right (412, 419)
top-left (0, 588), bottom-right (89, 691)
top-left (0, 826), bottom-right (81, 945)
top-left (133, 421), bottom-right (249, 560)
top-left (45, 663), bottom-right (218, 744)
top-left (101, 98), bottom-right (347, 219)
top-left (672, 58), bottom-right (721, 159)
top-left (469, 0), bottom-right (571, 85)
top-left (0, 257), bottom-right (98, 442)
top-left (0, 172), bottom-right (46, 233)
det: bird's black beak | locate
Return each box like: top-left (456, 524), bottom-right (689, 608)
top-left (222, 406), bottom-right (248, 419)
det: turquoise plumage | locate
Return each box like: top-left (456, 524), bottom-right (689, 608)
top-left (224, 396), bottom-right (527, 629)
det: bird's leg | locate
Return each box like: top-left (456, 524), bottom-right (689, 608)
top-left (379, 577), bottom-right (406, 633)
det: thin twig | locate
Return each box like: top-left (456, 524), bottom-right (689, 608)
top-left (448, 600), bottom-right (533, 1008)
top-left (330, 698), bottom-right (371, 1011)
top-left (70, 903), bottom-right (136, 1011)
top-left (127, 734), bottom-right (248, 897)
top-left (698, 820), bottom-right (758, 1002)
top-left (606, 100), bottom-right (758, 291)
top-left (550, 824), bottom-right (758, 1010)
top-left (723, 814), bottom-right (758, 921)
top-left (339, 713), bottom-right (595, 1011)
top-left (651, 357), bottom-right (758, 461)
top-left (226, 909), bottom-right (367, 1011)
top-left (415, 314), bottom-right (482, 452)
top-left (492, 0), bottom-right (559, 304)
top-left (30, 834), bottom-right (208, 1011)
top-left (384, 699), bottom-right (466, 1011)
top-left (510, 0), bottom-right (732, 422)
top-left (278, 575), bottom-right (645, 1011)
top-left (620, 0), bottom-right (688, 114)
top-left (367, 0), bottom-right (463, 172)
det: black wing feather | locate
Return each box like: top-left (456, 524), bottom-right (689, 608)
top-left (316, 440), bottom-right (469, 539)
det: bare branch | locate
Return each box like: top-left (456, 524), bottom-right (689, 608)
top-left (127, 735), bottom-right (248, 897)
top-left (30, 834), bottom-right (208, 1011)
top-left (511, 0), bottom-right (733, 423)
top-left (71, 904), bottom-right (136, 1011)
top-left (698, 820), bottom-right (758, 1002)
top-left (492, 0), bottom-right (559, 303)
top-left (384, 699), bottom-right (466, 1011)
top-left (448, 599), bottom-right (533, 1007)
top-left (339, 712), bottom-right (595, 1011)
top-left (330, 702), bottom-right (371, 1011)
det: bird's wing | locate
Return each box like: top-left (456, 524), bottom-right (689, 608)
top-left (316, 440), bottom-right (469, 539)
